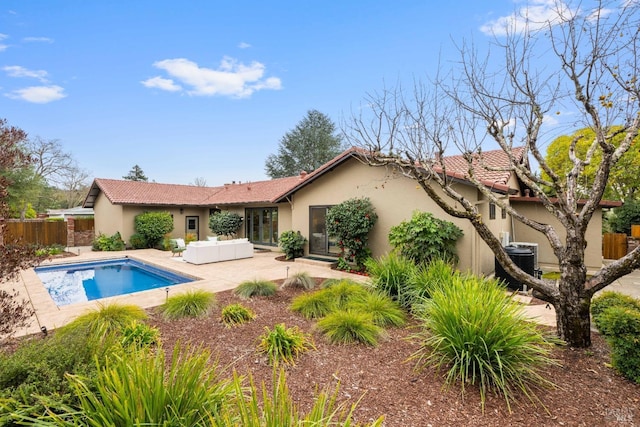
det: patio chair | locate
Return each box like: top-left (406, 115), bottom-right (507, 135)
top-left (170, 238), bottom-right (187, 257)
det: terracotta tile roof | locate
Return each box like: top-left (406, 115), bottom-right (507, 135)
top-left (83, 175), bottom-right (309, 208)
top-left (438, 147), bottom-right (525, 187)
top-left (83, 147), bottom-right (526, 208)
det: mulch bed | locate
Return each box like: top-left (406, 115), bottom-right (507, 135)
top-left (148, 278), bottom-right (640, 427)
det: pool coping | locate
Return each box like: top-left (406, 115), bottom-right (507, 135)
top-left (9, 248), bottom-right (366, 338)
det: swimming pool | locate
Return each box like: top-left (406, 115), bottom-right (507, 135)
top-left (35, 258), bottom-right (195, 306)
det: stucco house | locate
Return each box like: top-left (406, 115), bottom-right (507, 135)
top-left (83, 147), bottom-right (612, 275)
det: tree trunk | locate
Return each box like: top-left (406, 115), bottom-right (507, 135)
top-left (554, 292), bottom-right (592, 348)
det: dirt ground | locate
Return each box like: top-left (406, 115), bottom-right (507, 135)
top-left (148, 279), bottom-right (640, 427)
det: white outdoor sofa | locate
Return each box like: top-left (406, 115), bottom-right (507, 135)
top-left (182, 238), bottom-right (254, 265)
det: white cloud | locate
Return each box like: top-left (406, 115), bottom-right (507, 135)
top-left (238, 42), bottom-right (251, 49)
top-left (6, 85), bottom-right (66, 103)
top-left (0, 33), bottom-right (8, 51)
top-left (144, 56), bottom-right (282, 98)
top-left (22, 36), bottom-right (54, 43)
top-left (480, 0), bottom-right (577, 36)
top-left (141, 76), bottom-right (182, 91)
top-left (3, 65), bottom-right (49, 82)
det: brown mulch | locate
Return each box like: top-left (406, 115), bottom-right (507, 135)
top-left (147, 278), bottom-right (640, 427)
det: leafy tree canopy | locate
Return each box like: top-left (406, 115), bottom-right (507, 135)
top-left (123, 165), bottom-right (148, 182)
top-left (542, 127), bottom-right (640, 201)
top-left (265, 110), bottom-right (344, 178)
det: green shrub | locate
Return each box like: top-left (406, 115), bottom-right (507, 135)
top-left (0, 324), bottom-right (111, 424)
top-left (348, 292), bottom-right (406, 328)
top-left (388, 211), bottom-right (463, 265)
top-left (60, 302), bottom-right (147, 339)
top-left (128, 232), bottom-right (147, 249)
top-left (28, 345), bottom-right (234, 426)
top-left (235, 279), bottom-right (277, 298)
top-left (365, 252), bottom-right (416, 307)
top-left (91, 232), bottom-right (125, 251)
top-left (221, 303), bottom-right (256, 326)
top-left (290, 291), bottom-right (336, 319)
top-left (591, 291), bottom-right (640, 333)
top-left (278, 230), bottom-right (307, 259)
top-left (281, 271), bottom-right (316, 290)
top-left (35, 244), bottom-right (65, 257)
top-left (257, 324), bottom-right (315, 366)
top-left (121, 321), bottom-right (160, 349)
top-left (134, 211), bottom-right (174, 248)
top-left (326, 197), bottom-right (378, 269)
top-left (159, 290), bottom-right (216, 319)
top-left (209, 211), bottom-right (243, 237)
top-left (598, 306), bottom-right (640, 383)
top-left (317, 310), bottom-right (384, 346)
top-left (411, 274), bottom-right (557, 412)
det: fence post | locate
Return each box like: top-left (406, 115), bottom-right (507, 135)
top-left (66, 217), bottom-right (75, 248)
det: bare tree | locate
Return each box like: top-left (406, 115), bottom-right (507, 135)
top-left (27, 136), bottom-right (75, 186)
top-left (60, 166), bottom-right (91, 208)
top-left (191, 177), bottom-right (208, 187)
top-left (345, 0), bottom-right (640, 348)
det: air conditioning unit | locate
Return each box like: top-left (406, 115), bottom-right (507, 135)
top-left (510, 242), bottom-right (538, 269)
top-left (499, 231), bottom-right (510, 247)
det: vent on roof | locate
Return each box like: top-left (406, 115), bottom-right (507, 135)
top-left (300, 171), bottom-right (307, 179)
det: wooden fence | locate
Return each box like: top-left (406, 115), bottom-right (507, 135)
top-left (5, 220), bottom-right (67, 246)
top-left (602, 233), bottom-right (628, 260)
top-left (3, 218), bottom-right (95, 247)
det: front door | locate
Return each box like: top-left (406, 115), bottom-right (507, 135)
top-left (186, 216), bottom-right (199, 240)
top-left (309, 206), bottom-right (340, 256)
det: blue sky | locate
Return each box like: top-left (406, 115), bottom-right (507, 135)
top-left (1, 0), bottom-right (557, 186)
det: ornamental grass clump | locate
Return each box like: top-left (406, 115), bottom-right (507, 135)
top-left (159, 289), bottom-right (216, 319)
top-left (365, 252), bottom-right (416, 308)
top-left (235, 279), bottom-right (278, 298)
top-left (281, 271), bottom-right (316, 290)
top-left (347, 292), bottom-right (406, 328)
top-left (60, 302), bottom-right (147, 339)
top-left (317, 311), bottom-right (384, 346)
top-left (323, 280), bottom-right (369, 310)
top-left (411, 274), bottom-right (557, 412)
top-left (258, 323), bottom-right (315, 366)
top-left (406, 259), bottom-right (459, 313)
top-left (211, 370), bottom-right (385, 426)
top-left (25, 345), bottom-right (234, 426)
top-left (290, 291), bottom-right (336, 319)
top-left (221, 303), bottom-right (256, 327)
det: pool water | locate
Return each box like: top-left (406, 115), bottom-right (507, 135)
top-left (35, 258), bottom-right (194, 306)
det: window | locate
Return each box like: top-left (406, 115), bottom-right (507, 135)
top-left (501, 207), bottom-right (507, 219)
top-left (245, 207), bottom-right (278, 246)
top-left (489, 202), bottom-right (496, 220)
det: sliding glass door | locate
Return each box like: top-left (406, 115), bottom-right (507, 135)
top-left (245, 207), bottom-right (278, 246)
top-left (309, 206), bottom-right (340, 256)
